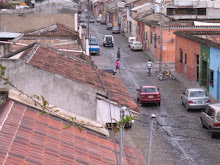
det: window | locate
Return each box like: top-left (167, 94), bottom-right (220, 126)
top-left (209, 69), bottom-right (214, 87)
top-left (167, 8), bottom-right (175, 15)
top-left (154, 34), bottom-right (157, 48)
top-left (217, 112), bottom-right (220, 121)
top-left (185, 53), bottom-right (187, 64)
top-left (197, 8), bottom-right (206, 15)
top-left (180, 49), bottom-right (183, 64)
top-left (207, 108), bottom-right (214, 119)
top-left (145, 32), bottom-right (148, 41)
top-left (150, 32), bottom-right (152, 44)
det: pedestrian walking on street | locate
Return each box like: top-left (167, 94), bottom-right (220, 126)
top-left (147, 60), bottom-right (152, 76)
top-left (117, 47), bottom-right (120, 60)
top-left (115, 59), bottom-right (120, 74)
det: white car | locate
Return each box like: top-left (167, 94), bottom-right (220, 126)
top-left (103, 35), bottom-right (114, 47)
top-left (200, 103), bottom-right (220, 138)
top-left (97, 16), bottom-right (102, 22)
top-left (130, 41), bottom-right (143, 51)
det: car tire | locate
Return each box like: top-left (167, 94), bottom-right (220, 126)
top-left (181, 98), bottom-right (184, 105)
top-left (185, 104), bottom-right (190, 112)
top-left (200, 118), bottom-right (206, 128)
top-left (157, 102), bottom-right (160, 106)
top-left (211, 131), bottom-right (216, 138)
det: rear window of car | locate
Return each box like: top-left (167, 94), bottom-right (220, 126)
top-left (106, 37), bottom-right (112, 40)
top-left (142, 88), bottom-right (157, 93)
top-left (134, 43), bottom-right (141, 45)
top-left (189, 91), bottom-right (206, 97)
top-left (216, 112), bottom-right (220, 121)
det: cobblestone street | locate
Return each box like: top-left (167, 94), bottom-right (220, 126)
top-left (90, 22), bottom-right (220, 165)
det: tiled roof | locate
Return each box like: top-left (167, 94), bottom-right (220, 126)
top-left (4, 42), bottom-right (139, 112)
top-left (24, 24), bottom-right (78, 36)
top-left (0, 100), bottom-right (146, 165)
top-left (174, 31), bottom-right (220, 49)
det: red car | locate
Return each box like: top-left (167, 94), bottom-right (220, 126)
top-left (100, 20), bottom-right (106, 25)
top-left (136, 86), bottom-right (161, 105)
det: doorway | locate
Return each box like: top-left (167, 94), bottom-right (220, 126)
top-left (201, 60), bottom-right (207, 87)
top-left (184, 53), bottom-right (187, 76)
top-left (196, 55), bottom-right (199, 82)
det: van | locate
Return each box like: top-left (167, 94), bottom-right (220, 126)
top-left (103, 35), bottom-right (114, 47)
top-left (200, 103), bottom-right (220, 138)
top-left (128, 37), bottom-right (136, 47)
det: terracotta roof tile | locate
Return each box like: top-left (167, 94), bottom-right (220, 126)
top-left (0, 100), bottom-right (146, 164)
top-left (174, 31), bottom-right (220, 49)
top-left (18, 43), bottom-right (139, 112)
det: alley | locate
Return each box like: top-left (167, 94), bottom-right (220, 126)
top-left (90, 22), bottom-right (220, 165)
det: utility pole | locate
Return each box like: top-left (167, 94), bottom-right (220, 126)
top-left (159, 0), bottom-right (164, 71)
top-left (120, 106), bottom-right (125, 165)
top-left (147, 114), bottom-right (156, 165)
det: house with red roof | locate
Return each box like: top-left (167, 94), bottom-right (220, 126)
top-left (0, 89), bottom-right (146, 164)
top-left (0, 42), bottom-right (139, 128)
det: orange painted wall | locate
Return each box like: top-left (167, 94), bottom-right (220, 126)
top-left (175, 35), bottom-right (200, 82)
top-left (148, 27), bottom-right (220, 63)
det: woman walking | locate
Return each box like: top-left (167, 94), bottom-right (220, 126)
top-left (115, 59), bottom-right (120, 74)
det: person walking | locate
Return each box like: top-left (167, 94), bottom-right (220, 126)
top-left (147, 60), bottom-right (152, 76)
top-left (117, 47), bottom-right (120, 60)
top-left (115, 59), bottom-right (120, 74)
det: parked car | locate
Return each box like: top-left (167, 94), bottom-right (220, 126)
top-left (89, 42), bottom-right (100, 55)
top-left (89, 18), bottom-right (95, 23)
top-left (181, 88), bottom-right (211, 111)
top-left (136, 86), bottom-right (161, 105)
top-left (130, 41), bottom-right (143, 51)
top-left (97, 16), bottom-right (102, 22)
top-left (79, 18), bottom-right (86, 23)
top-left (100, 20), bottom-right (106, 25)
top-left (112, 27), bottom-right (120, 34)
top-left (128, 37), bottom-right (136, 47)
top-left (89, 36), bottom-right (97, 43)
top-left (200, 103), bottom-right (220, 138)
top-left (103, 35), bottom-right (114, 47)
top-left (80, 23), bottom-right (87, 28)
top-left (107, 23), bottom-right (113, 30)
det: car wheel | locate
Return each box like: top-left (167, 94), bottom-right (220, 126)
top-left (157, 102), bottom-right (160, 106)
top-left (200, 118), bottom-right (206, 128)
top-left (185, 104), bottom-right (190, 112)
top-left (181, 98), bottom-right (184, 105)
top-left (137, 97), bottom-right (139, 102)
top-left (211, 131), bottom-right (216, 138)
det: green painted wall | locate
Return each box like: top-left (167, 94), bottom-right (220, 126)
top-left (200, 44), bottom-right (210, 90)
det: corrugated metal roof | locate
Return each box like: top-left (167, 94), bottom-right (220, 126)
top-left (0, 32), bottom-right (23, 39)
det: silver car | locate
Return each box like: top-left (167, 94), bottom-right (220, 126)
top-left (130, 41), bottom-right (143, 51)
top-left (200, 103), bottom-right (220, 138)
top-left (181, 88), bottom-right (210, 111)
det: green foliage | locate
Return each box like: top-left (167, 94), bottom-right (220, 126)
top-left (62, 125), bottom-right (71, 129)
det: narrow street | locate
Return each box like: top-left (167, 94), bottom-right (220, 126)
top-left (90, 22), bottom-right (220, 165)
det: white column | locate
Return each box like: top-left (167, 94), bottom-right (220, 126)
top-left (86, 39), bottom-right (89, 56)
top-left (75, 13), bottom-right (78, 31)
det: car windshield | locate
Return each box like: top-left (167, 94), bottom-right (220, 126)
top-left (113, 27), bottom-right (119, 30)
top-left (217, 112), bottom-right (220, 121)
top-left (189, 91), bottom-right (206, 97)
top-left (142, 88), bottom-right (157, 93)
top-left (134, 43), bottom-right (141, 45)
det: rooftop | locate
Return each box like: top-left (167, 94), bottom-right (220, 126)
top-left (0, 98), bottom-right (146, 164)
top-left (174, 31), bottom-right (220, 50)
top-left (3, 42), bottom-right (139, 113)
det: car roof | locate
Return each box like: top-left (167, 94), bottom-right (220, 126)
top-left (105, 35), bottom-right (113, 37)
top-left (187, 88), bottom-right (205, 92)
top-left (133, 41), bottom-right (141, 43)
top-left (209, 103), bottom-right (220, 112)
top-left (141, 86), bottom-right (157, 88)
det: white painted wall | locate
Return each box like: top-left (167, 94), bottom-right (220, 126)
top-left (96, 99), bottom-right (133, 125)
top-left (0, 60), bottom-right (107, 121)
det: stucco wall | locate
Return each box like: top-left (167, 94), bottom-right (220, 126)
top-left (0, 59), bottom-right (105, 121)
top-left (0, 13), bottom-right (76, 33)
top-left (175, 35), bottom-right (200, 81)
top-left (209, 47), bottom-right (220, 100)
